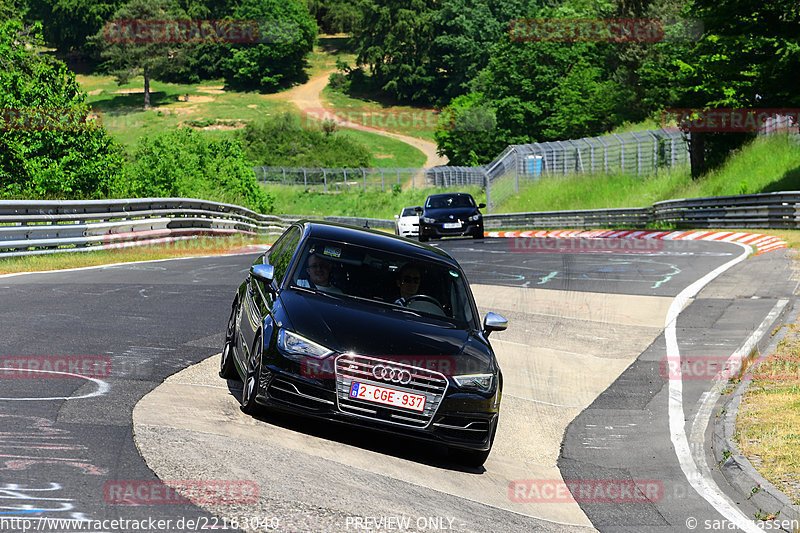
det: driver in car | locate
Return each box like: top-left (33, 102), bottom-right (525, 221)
top-left (395, 264), bottom-right (444, 316)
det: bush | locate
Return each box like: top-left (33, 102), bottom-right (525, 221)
top-left (122, 128), bottom-right (273, 213)
top-left (239, 112), bottom-right (371, 168)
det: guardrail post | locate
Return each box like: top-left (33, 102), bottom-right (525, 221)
top-left (303, 168), bottom-right (307, 188)
top-left (395, 167), bottom-right (400, 188)
top-left (282, 167), bottom-right (286, 185)
top-left (380, 168), bottom-right (384, 191)
top-left (614, 134), bottom-right (624, 174)
top-left (484, 168), bottom-right (492, 214)
top-left (322, 168), bottom-right (327, 193)
top-left (362, 167), bottom-right (366, 191)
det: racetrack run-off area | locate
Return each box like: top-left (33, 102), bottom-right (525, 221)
top-left (0, 236), bottom-right (796, 532)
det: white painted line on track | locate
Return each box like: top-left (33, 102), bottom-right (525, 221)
top-left (0, 367), bottom-right (109, 401)
top-left (688, 299), bottom-right (788, 523)
top-left (666, 241), bottom-right (768, 532)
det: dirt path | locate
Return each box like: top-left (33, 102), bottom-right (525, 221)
top-left (270, 69), bottom-right (448, 180)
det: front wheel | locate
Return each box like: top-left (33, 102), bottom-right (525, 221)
top-left (240, 335), bottom-right (263, 415)
top-left (418, 234), bottom-right (429, 242)
top-left (220, 303), bottom-right (239, 380)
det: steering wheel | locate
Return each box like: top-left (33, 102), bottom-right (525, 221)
top-left (395, 294), bottom-right (445, 312)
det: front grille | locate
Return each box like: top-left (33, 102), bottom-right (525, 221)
top-left (335, 354), bottom-right (448, 429)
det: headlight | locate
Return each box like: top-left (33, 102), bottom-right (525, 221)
top-left (421, 217), bottom-right (436, 223)
top-left (277, 329), bottom-right (334, 362)
top-left (453, 373), bottom-right (494, 391)
top-left (468, 214), bottom-right (481, 222)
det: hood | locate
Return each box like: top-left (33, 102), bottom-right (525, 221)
top-left (279, 289), bottom-right (493, 376)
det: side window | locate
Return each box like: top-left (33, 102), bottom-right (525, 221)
top-left (268, 227), bottom-right (301, 286)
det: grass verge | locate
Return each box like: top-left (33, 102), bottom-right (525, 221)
top-left (0, 235), bottom-right (271, 275)
top-left (266, 184), bottom-right (485, 219)
top-left (735, 315), bottom-right (800, 506)
top-left (495, 134), bottom-right (800, 213)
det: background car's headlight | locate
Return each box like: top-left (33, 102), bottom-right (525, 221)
top-left (453, 373), bottom-right (494, 391)
top-left (277, 329), bottom-right (333, 361)
top-left (468, 214), bottom-right (481, 222)
top-left (421, 217), bottom-right (435, 224)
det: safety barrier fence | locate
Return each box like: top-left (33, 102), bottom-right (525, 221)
top-left (2, 192), bottom-right (798, 258)
top-left (0, 198), bottom-right (297, 259)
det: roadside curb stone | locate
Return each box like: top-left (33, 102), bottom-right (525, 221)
top-left (713, 299), bottom-right (800, 530)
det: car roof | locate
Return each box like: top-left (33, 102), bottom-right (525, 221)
top-left (298, 220), bottom-right (458, 265)
top-left (425, 192), bottom-right (474, 199)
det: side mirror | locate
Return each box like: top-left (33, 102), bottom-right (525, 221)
top-left (413, 206), bottom-right (423, 213)
top-left (250, 264), bottom-right (275, 285)
top-left (478, 203), bottom-right (486, 209)
top-left (394, 214), bottom-right (400, 219)
top-left (483, 312), bottom-right (508, 337)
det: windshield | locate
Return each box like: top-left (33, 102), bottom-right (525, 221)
top-left (290, 239), bottom-right (477, 326)
top-left (425, 195), bottom-right (475, 209)
top-left (401, 207), bottom-right (418, 217)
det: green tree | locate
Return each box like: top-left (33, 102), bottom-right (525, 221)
top-left (434, 93), bottom-right (506, 165)
top-left (223, 0), bottom-right (316, 92)
top-left (123, 128), bottom-right (274, 212)
top-left (430, 0), bottom-right (543, 105)
top-left (25, 0), bottom-right (123, 54)
top-left (92, 0), bottom-right (188, 108)
top-left (352, 0), bottom-right (437, 103)
top-left (0, 18), bottom-right (125, 199)
top-left (672, 0), bottom-right (799, 176)
top-left (307, 0), bottom-right (362, 33)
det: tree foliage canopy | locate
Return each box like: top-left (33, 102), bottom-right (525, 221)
top-left (0, 18), bottom-right (125, 199)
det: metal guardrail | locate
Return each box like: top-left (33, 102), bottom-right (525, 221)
top-left (0, 198), bottom-right (297, 258)
top-left (2, 192), bottom-right (798, 259)
top-left (653, 192), bottom-right (800, 229)
top-left (483, 207), bottom-right (654, 230)
top-left (330, 192), bottom-right (800, 231)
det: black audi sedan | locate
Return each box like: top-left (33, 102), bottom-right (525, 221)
top-left (220, 221), bottom-right (507, 466)
top-left (416, 192), bottom-right (485, 242)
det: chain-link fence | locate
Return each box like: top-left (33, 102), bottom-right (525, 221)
top-left (253, 128), bottom-right (690, 212)
top-left (253, 166), bottom-right (428, 192)
top-left (422, 129), bottom-right (689, 210)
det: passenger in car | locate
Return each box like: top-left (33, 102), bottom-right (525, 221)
top-left (302, 253), bottom-right (343, 294)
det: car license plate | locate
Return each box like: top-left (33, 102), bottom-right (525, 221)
top-left (349, 382), bottom-right (426, 412)
top-left (443, 222), bottom-right (461, 229)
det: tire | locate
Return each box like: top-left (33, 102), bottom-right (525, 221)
top-left (449, 447), bottom-right (491, 468)
top-left (472, 230), bottom-right (485, 240)
top-left (419, 234), bottom-right (429, 242)
top-left (240, 334), bottom-right (263, 415)
top-left (220, 303), bottom-right (239, 380)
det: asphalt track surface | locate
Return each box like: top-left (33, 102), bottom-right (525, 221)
top-left (0, 237), bottom-right (795, 532)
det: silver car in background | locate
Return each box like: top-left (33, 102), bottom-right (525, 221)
top-left (394, 206), bottom-right (420, 237)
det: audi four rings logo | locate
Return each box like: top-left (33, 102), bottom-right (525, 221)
top-left (372, 365), bottom-right (412, 384)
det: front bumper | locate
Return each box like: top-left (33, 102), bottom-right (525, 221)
top-left (419, 221), bottom-right (483, 239)
top-left (255, 366), bottom-right (499, 451)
